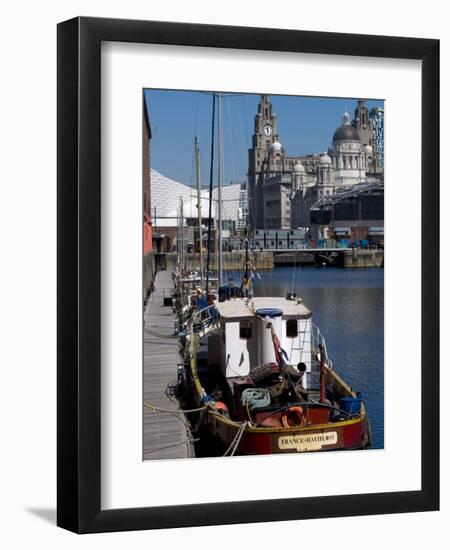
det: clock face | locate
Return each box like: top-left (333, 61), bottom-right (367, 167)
top-left (263, 123), bottom-right (273, 136)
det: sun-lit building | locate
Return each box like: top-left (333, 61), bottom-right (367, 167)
top-left (248, 96), bottom-right (384, 232)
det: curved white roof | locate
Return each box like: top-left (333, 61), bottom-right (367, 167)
top-left (212, 183), bottom-right (242, 221)
top-left (151, 169), bottom-right (242, 227)
top-left (151, 169), bottom-right (213, 226)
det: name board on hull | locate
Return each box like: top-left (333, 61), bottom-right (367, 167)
top-left (278, 431), bottom-right (338, 452)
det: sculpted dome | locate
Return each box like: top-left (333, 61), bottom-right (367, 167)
top-left (333, 125), bottom-right (360, 142)
top-left (319, 153), bottom-right (332, 165)
top-left (333, 111), bottom-right (360, 142)
top-left (270, 141), bottom-right (282, 152)
top-left (293, 162), bottom-right (305, 172)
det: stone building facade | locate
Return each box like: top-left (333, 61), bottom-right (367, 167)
top-left (247, 95), bottom-right (383, 232)
top-left (143, 98), bottom-right (153, 254)
top-left (248, 95), bottom-right (320, 229)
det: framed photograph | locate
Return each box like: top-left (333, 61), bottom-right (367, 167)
top-left (57, 16), bottom-right (439, 533)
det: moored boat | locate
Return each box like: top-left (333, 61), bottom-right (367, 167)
top-left (176, 246), bottom-right (371, 456)
top-left (174, 91), bottom-right (370, 456)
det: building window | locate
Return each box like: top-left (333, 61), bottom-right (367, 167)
top-left (286, 319), bottom-right (298, 338)
top-left (240, 320), bottom-right (252, 340)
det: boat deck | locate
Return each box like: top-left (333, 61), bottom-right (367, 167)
top-left (214, 296), bottom-right (312, 319)
top-left (143, 270), bottom-right (193, 460)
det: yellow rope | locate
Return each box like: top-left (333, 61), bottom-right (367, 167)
top-left (144, 402), bottom-right (207, 415)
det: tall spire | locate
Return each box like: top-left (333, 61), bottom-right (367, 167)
top-left (258, 95), bottom-right (272, 117)
top-left (354, 99), bottom-right (370, 127)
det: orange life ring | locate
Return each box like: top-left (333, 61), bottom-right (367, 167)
top-left (281, 406), bottom-right (306, 428)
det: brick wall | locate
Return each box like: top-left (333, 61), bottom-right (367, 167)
top-left (143, 97), bottom-right (152, 253)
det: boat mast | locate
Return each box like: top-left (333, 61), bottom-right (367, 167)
top-left (194, 136), bottom-right (204, 288)
top-left (240, 226), bottom-right (251, 298)
top-left (180, 196), bottom-right (185, 272)
top-left (245, 228), bottom-right (249, 297)
top-left (217, 92), bottom-right (223, 287)
top-left (205, 93), bottom-right (216, 295)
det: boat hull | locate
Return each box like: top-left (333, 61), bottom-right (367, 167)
top-left (180, 301), bottom-right (372, 457)
top-left (199, 411), bottom-right (370, 456)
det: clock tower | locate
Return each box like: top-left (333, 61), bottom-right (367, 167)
top-left (248, 95), bottom-right (280, 230)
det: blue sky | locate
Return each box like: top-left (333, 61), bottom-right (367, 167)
top-left (144, 89), bottom-right (383, 186)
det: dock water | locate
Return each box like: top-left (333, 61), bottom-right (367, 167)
top-left (143, 270), bottom-right (193, 460)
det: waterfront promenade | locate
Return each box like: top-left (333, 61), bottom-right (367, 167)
top-left (143, 270), bottom-right (193, 460)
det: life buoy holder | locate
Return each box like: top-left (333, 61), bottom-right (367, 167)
top-left (281, 406), bottom-right (307, 428)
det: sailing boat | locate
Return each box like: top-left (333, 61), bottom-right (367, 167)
top-left (175, 93), bottom-right (371, 456)
top-left (172, 134), bottom-right (218, 338)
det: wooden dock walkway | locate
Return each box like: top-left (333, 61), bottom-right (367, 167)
top-left (143, 270), bottom-right (193, 460)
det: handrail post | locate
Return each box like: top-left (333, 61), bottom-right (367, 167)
top-left (319, 343), bottom-right (326, 403)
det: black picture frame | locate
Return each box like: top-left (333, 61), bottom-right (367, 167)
top-left (57, 16), bottom-right (439, 533)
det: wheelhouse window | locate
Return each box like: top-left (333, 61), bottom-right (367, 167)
top-left (239, 320), bottom-right (252, 339)
top-left (286, 319), bottom-right (298, 338)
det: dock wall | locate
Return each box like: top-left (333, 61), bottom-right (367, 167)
top-left (343, 249), bottom-right (384, 268)
top-left (153, 249), bottom-right (383, 272)
top-left (163, 251), bottom-right (274, 271)
top-left (143, 251), bottom-right (156, 302)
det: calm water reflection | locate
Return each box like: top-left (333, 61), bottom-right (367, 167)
top-left (253, 267), bottom-right (384, 449)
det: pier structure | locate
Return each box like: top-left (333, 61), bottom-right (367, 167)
top-left (143, 270), bottom-right (193, 460)
top-left (155, 247), bottom-right (383, 270)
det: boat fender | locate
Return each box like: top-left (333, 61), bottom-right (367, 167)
top-left (213, 401), bottom-right (229, 416)
top-left (200, 393), bottom-right (215, 404)
top-left (281, 406), bottom-right (307, 428)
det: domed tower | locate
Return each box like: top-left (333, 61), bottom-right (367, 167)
top-left (267, 140), bottom-right (285, 176)
top-left (317, 153), bottom-right (334, 198)
top-left (291, 161), bottom-right (307, 198)
top-left (290, 161), bottom-right (315, 230)
top-left (363, 144), bottom-right (373, 161)
top-left (331, 112), bottom-right (366, 187)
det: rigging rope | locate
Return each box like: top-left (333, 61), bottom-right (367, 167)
top-left (144, 327), bottom-right (178, 339)
top-left (145, 438), bottom-right (199, 456)
top-left (144, 402), bottom-right (207, 415)
top-left (222, 421), bottom-right (248, 457)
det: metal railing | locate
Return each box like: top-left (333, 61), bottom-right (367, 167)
top-left (311, 323), bottom-right (333, 370)
top-left (187, 304), bottom-right (220, 341)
